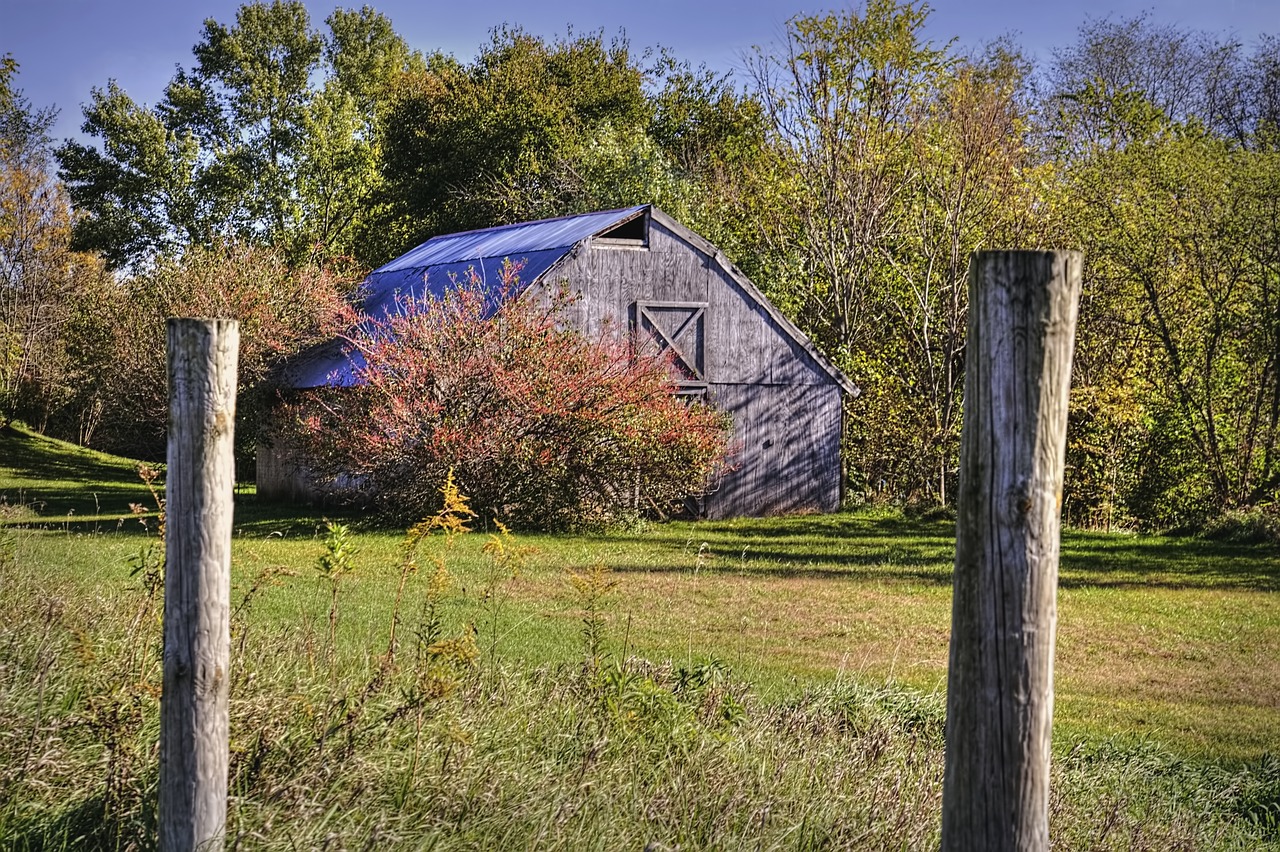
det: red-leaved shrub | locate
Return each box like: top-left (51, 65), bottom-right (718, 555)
top-left (285, 264), bottom-right (733, 528)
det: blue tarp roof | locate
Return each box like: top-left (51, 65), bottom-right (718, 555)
top-left (286, 206), bottom-right (648, 388)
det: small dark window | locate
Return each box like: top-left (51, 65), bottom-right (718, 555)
top-left (674, 385), bottom-right (708, 402)
top-left (594, 211), bottom-right (649, 248)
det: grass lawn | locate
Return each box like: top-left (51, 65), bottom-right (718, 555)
top-left (3, 421), bottom-right (1278, 848)
top-left (7, 420), bottom-right (1273, 762)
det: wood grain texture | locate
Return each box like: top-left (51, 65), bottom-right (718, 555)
top-left (941, 252), bottom-right (1081, 852)
top-left (646, 218), bottom-right (686, 253)
top-left (161, 319), bottom-right (238, 852)
top-left (706, 383), bottom-right (842, 518)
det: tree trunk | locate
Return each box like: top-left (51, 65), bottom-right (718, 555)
top-left (160, 318), bottom-right (238, 852)
top-left (941, 252), bottom-right (1081, 852)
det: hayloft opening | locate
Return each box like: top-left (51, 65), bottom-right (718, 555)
top-left (594, 210), bottom-right (649, 247)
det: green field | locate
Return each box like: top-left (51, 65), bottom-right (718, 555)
top-left (2, 422), bottom-right (1278, 849)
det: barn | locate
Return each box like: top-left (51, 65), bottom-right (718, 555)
top-left (260, 204), bottom-right (858, 518)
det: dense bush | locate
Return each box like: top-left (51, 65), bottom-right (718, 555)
top-left (285, 265), bottom-right (734, 529)
top-left (63, 243), bottom-right (356, 462)
top-left (1200, 505), bottom-right (1280, 546)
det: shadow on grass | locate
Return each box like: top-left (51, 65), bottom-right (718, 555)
top-left (586, 512), bottom-right (957, 584)
top-left (1, 423), bottom-right (156, 520)
top-left (1059, 533), bottom-right (1280, 592)
top-left (689, 512), bottom-right (957, 543)
top-left (3, 790), bottom-right (155, 852)
top-left (592, 512), bottom-right (1279, 592)
top-left (0, 424), bottom-right (143, 483)
top-left (1, 425), bottom-right (347, 537)
top-left (231, 497), bottom-right (361, 538)
top-left (2, 486), bottom-right (160, 518)
top-left (602, 560), bottom-right (957, 586)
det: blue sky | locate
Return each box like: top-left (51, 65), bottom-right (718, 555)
top-left (2, 0), bottom-right (1276, 144)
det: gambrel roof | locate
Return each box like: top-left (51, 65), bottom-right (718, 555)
top-left (285, 204), bottom-right (857, 396)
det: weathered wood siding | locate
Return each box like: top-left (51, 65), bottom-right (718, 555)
top-left (548, 222), bottom-right (834, 386)
top-left (702, 383), bottom-right (843, 518)
top-left (533, 218), bottom-right (844, 517)
top-left (256, 438), bottom-right (321, 503)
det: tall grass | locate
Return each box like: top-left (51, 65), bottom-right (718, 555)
top-left (1, 498), bottom-right (1276, 850)
top-left (2, 427), bottom-right (1277, 848)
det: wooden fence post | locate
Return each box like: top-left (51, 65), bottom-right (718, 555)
top-left (160, 318), bottom-right (238, 852)
top-left (941, 251), bottom-right (1081, 851)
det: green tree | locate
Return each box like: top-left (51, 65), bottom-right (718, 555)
top-left (647, 62), bottom-right (772, 282)
top-left (58, 1), bottom-right (422, 269)
top-left (1044, 13), bottom-right (1235, 146)
top-left (0, 56), bottom-right (108, 430)
top-left (72, 242), bottom-right (356, 461)
top-left (744, 0), bottom-right (948, 367)
top-left (371, 28), bottom-right (653, 255)
top-left (1044, 15), bottom-right (1280, 152)
top-left (56, 81), bottom-right (206, 267)
top-left (868, 44), bottom-right (1048, 504)
top-left (1045, 18), bottom-right (1280, 527)
top-left (369, 28), bottom-right (768, 267)
top-left (1068, 126), bottom-right (1280, 524)
top-left (742, 3), bottom-right (1047, 504)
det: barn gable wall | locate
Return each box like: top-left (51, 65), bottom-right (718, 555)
top-left (539, 219), bottom-right (835, 388)
top-left (528, 218), bottom-right (844, 517)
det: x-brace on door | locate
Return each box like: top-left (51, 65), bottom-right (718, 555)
top-left (633, 301), bottom-right (708, 396)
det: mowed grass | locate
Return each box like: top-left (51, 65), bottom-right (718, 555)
top-left (0, 422), bottom-right (162, 521)
top-left (3, 422), bottom-right (1279, 849)
top-left (231, 510), bottom-right (1277, 763)
top-left (3, 421), bottom-right (1277, 762)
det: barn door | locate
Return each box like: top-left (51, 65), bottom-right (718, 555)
top-left (633, 301), bottom-right (708, 396)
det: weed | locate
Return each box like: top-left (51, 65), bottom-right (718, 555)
top-left (694, 540), bottom-right (711, 574)
top-left (476, 519), bottom-right (532, 667)
top-left (314, 519), bottom-right (357, 664)
top-left (402, 470), bottom-right (475, 664)
top-left (125, 465), bottom-right (166, 606)
top-left (567, 563), bottom-right (618, 675)
top-left (0, 518), bottom-right (16, 572)
top-left (231, 560), bottom-right (292, 662)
